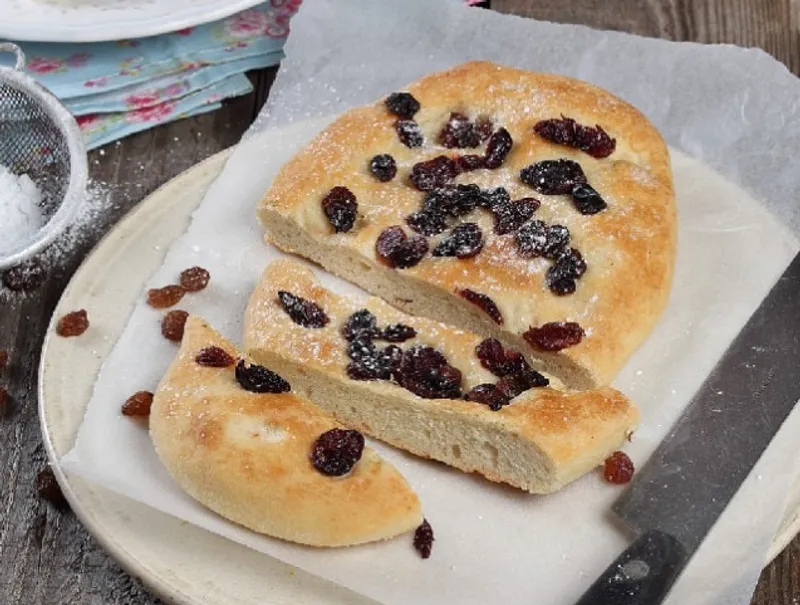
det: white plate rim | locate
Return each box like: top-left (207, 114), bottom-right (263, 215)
top-left (0, 0), bottom-right (265, 43)
top-left (37, 148), bottom-right (800, 604)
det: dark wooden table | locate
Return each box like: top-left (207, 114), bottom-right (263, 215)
top-left (1, 1), bottom-right (798, 603)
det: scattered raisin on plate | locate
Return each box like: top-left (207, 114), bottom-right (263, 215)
top-left (235, 359), bottom-right (291, 393)
top-left (534, 116), bottom-right (616, 158)
top-left (311, 428), bottom-right (365, 476)
top-left (376, 226), bottom-right (429, 269)
top-left (520, 159), bottom-right (587, 195)
top-left (36, 467), bottom-right (67, 507)
top-left (2, 260), bottom-right (45, 292)
top-left (322, 186), bottom-right (358, 233)
top-left (414, 519), bottom-right (434, 559)
top-left (56, 309), bottom-right (89, 337)
top-left (523, 321), bottom-right (585, 352)
top-left (278, 291), bottom-right (330, 328)
top-left (121, 390), bottom-right (154, 416)
top-left (179, 266), bottom-right (210, 292)
top-left (147, 285), bottom-right (186, 309)
top-left (459, 289), bottom-right (503, 324)
top-left (195, 346), bottom-right (236, 367)
top-left (603, 451), bottom-right (635, 484)
top-left (161, 309), bottom-right (189, 342)
top-left (395, 119), bottom-right (424, 148)
top-left (385, 92), bottom-right (420, 119)
top-left (369, 154), bottom-right (397, 182)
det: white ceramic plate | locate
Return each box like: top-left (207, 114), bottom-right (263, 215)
top-left (38, 150), bottom-right (800, 605)
top-left (0, 0), bottom-right (265, 43)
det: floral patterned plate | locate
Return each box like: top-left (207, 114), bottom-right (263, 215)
top-left (0, 0), bottom-right (269, 43)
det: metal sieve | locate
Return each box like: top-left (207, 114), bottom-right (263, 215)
top-left (0, 42), bottom-right (88, 270)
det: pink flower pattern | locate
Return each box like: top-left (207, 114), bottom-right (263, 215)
top-left (126, 102), bottom-right (176, 124)
top-left (124, 90), bottom-right (161, 109)
top-left (27, 57), bottom-right (65, 75)
top-left (225, 9), bottom-right (271, 38)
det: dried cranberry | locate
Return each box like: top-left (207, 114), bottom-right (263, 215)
top-left (433, 223), bottom-right (484, 259)
top-left (36, 467), bottom-right (67, 507)
top-left (438, 112), bottom-right (480, 148)
top-left (475, 338), bottom-right (532, 377)
top-left (278, 291), bottom-right (330, 328)
top-left (454, 154), bottom-right (485, 173)
top-left (520, 159), bottom-right (587, 195)
top-left (474, 116), bottom-right (494, 142)
top-left (410, 156), bottom-right (458, 191)
top-left (179, 266), bottom-right (210, 292)
top-left (535, 117), bottom-right (616, 158)
top-left (2, 260), bottom-right (45, 292)
top-left (195, 346), bottom-right (236, 367)
top-left (406, 210), bottom-right (448, 236)
top-left (459, 289), bottom-right (503, 324)
top-left (424, 184), bottom-right (482, 218)
top-left (393, 345), bottom-right (462, 399)
top-left (322, 186), bottom-right (358, 233)
top-left (385, 92), bottom-right (420, 119)
top-left (311, 428), bottom-right (365, 476)
top-left (464, 383), bottom-right (509, 411)
top-left (121, 390), bottom-right (154, 416)
top-left (492, 198), bottom-right (540, 235)
top-left (147, 285), bottom-right (186, 309)
top-left (0, 350), bottom-right (7, 370)
top-left (523, 322), bottom-right (585, 352)
top-left (380, 324), bottom-right (417, 342)
top-left (483, 127), bottom-right (513, 169)
top-left (571, 183), bottom-right (607, 215)
top-left (342, 309), bottom-right (380, 341)
top-left (56, 309), bottom-right (89, 337)
top-left (369, 154), bottom-right (397, 182)
top-left (376, 226), bottom-right (429, 269)
top-left (395, 119), bottom-right (424, 148)
top-left (235, 360), bottom-right (290, 393)
top-left (414, 519), bottom-right (434, 559)
top-left (604, 451), bottom-right (635, 484)
top-left (161, 309), bottom-right (189, 342)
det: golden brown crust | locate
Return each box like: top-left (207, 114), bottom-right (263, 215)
top-left (244, 260), bottom-right (639, 493)
top-left (149, 315), bottom-right (422, 547)
top-left (258, 61), bottom-right (676, 387)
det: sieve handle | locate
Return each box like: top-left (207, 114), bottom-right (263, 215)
top-left (0, 42), bottom-right (26, 71)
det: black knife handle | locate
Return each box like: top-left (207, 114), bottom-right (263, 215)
top-left (575, 530), bottom-right (690, 605)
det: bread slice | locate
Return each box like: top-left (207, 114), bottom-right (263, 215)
top-left (149, 315), bottom-right (422, 547)
top-left (257, 61), bottom-right (676, 389)
top-left (243, 260), bottom-right (639, 494)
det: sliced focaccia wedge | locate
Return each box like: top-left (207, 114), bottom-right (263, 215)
top-left (258, 61), bottom-right (676, 389)
top-left (149, 315), bottom-right (422, 547)
top-left (243, 260), bottom-right (639, 494)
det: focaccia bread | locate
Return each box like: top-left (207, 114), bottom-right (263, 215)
top-left (258, 61), bottom-right (676, 389)
top-left (243, 260), bottom-right (639, 494)
top-left (149, 315), bottom-right (422, 547)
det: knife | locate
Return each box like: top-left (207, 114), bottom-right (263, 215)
top-left (576, 252), bottom-right (800, 605)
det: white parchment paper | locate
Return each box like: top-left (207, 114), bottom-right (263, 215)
top-left (62, 1), bottom-right (800, 604)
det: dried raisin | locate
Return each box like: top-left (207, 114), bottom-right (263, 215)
top-left (515, 221), bottom-right (570, 259)
top-left (474, 116), bottom-right (494, 142)
top-left (464, 383), bottom-right (509, 411)
top-left (121, 390), bottom-right (154, 416)
top-left (406, 210), bottom-right (448, 236)
top-left (438, 112), bottom-right (480, 148)
top-left (603, 451), bottom-right (635, 484)
top-left (454, 154), bottom-right (485, 173)
top-left (385, 92), bottom-right (420, 119)
top-left (322, 186), bottom-right (358, 233)
top-left (380, 324), bottom-right (417, 343)
top-left (520, 159), bottom-right (587, 195)
top-left (534, 116), bottom-right (616, 158)
top-left (342, 309), bottom-right (380, 341)
top-left (395, 119), bottom-right (424, 148)
top-left (433, 223), bottom-right (484, 259)
top-left (147, 285), bottom-right (186, 309)
top-left (410, 156), bottom-right (458, 191)
top-left (235, 359), bottom-right (290, 393)
top-left (369, 154), bottom-right (397, 182)
top-left (161, 309), bottom-right (189, 342)
top-left (571, 183), bottom-right (607, 215)
top-left (483, 127), bottom-right (513, 169)
top-left (56, 310), bottom-right (89, 337)
top-left (195, 346), bottom-right (236, 367)
top-left (475, 338), bottom-right (530, 377)
top-left (179, 266), bottom-right (210, 292)
top-left (278, 291), bottom-right (330, 328)
top-left (424, 184), bottom-right (481, 218)
top-left (546, 248), bottom-right (587, 296)
top-left (459, 289), bottom-right (503, 324)
top-left (2, 260), bottom-right (45, 292)
top-left (393, 345), bottom-right (462, 399)
top-left (414, 519), bottom-right (434, 559)
top-left (311, 428), bottom-right (365, 476)
top-left (376, 226), bottom-right (429, 269)
top-left (523, 322), bottom-right (585, 352)
top-left (492, 198), bottom-right (540, 235)
top-left (36, 467), bottom-right (67, 507)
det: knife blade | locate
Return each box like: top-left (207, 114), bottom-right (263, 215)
top-left (576, 252), bottom-right (800, 605)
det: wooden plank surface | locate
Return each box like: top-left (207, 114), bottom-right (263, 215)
top-left (1, 1), bottom-right (798, 603)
